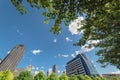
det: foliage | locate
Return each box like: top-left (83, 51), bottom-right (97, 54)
top-left (84, 75), bottom-right (92, 80)
top-left (0, 70), bottom-right (14, 80)
top-left (1, 70), bottom-right (120, 80)
top-left (47, 73), bottom-right (59, 80)
top-left (14, 71), bottom-right (33, 80)
top-left (10, 0), bottom-right (120, 69)
top-left (34, 71), bottom-right (46, 80)
top-left (69, 74), bottom-right (78, 80)
top-left (59, 73), bottom-right (69, 80)
top-left (77, 74), bottom-right (85, 80)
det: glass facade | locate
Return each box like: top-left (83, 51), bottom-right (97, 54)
top-left (66, 54), bottom-right (99, 76)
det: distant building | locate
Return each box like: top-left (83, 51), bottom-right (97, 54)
top-left (27, 65), bottom-right (33, 72)
top-left (66, 54), bottom-right (99, 76)
top-left (53, 64), bottom-right (58, 74)
top-left (13, 68), bottom-right (24, 77)
top-left (102, 74), bottom-right (120, 79)
top-left (47, 68), bottom-right (52, 76)
top-left (0, 58), bottom-right (2, 63)
top-left (0, 44), bottom-right (25, 72)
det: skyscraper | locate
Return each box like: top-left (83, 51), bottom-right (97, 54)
top-left (66, 54), bottom-right (99, 76)
top-left (0, 58), bottom-right (2, 63)
top-left (53, 64), bottom-right (58, 74)
top-left (0, 44), bottom-right (25, 72)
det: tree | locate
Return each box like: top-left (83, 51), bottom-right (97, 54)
top-left (47, 73), bottom-right (59, 80)
top-left (69, 74), bottom-right (78, 80)
top-left (0, 71), bottom-right (3, 80)
top-left (11, 0), bottom-right (120, 69)
top-left (84, 75), bottom-right (92, 80)
top-left (99, 77), bottom-right (107, 80)
top-left (59, 73), bottom-right (69, 80)
top-left (14, 71), bottom-right (33, 80)
top-left (0, 70), bottom-right (14, 80)
top-left (77, 74), bottom-right (85, 80)
top-left (34, 71), bottom-right (46, 80)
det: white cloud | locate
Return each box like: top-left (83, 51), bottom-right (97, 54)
top-left (80, 40), bottom-right (100, 53)
top-left (40, 66), bottom-right (44, 69)
top-left (16, 29), bottom-right (23, 36)
top-left (71, 50), bottom-right (81, 58)
top-left (58, 54), bottom-right (61, 57)
top-left (31, 49), bottom-right (43, 55)
top-left (53, 39), bottom-right (57, 43)
top-left (70, 40), bottom-right (100, 58)
top-left (91, 60), bottom-right (94, 63)
top-left (69, 17), bottom-right (84, 35)
top-left (55, 54), bottom-right (69, 58)
top-left (111, 71), bottom-right (120, 74)
top-left (7, 51), bottom-right (10, 54)
top-left (58, 70), bottom-right (60, 73)
top-left (36, 67), bottom-right (39, 70)
top-left (87, 40), bottom-right (100, 45)
top-left (71, 54), bottom-right (75, 58)
top-left (75, 51), bottom-right (80, 55)
top-left (81, 44), bottom-right (95, 53)
top-left (65, 37), bottom-right (72, 42)
top-left (61, 54), bottom-right (69, 58)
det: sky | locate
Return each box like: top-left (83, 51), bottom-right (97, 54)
top-left (0, 1), bottom-right (120, 75)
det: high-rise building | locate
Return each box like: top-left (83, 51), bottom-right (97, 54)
top-left (0, 44), bottom-right (25, 72)
top-left (53, 64), bottom-right (58, 74)
top-left (0, 58), bottom-right (2, 63)
top-left (27, 65), bottom-right (33, 72)
top-left (66, 54), bottom-right (99, 76)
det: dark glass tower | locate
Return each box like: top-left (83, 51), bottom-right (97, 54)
top-left (0, 44), bottom-right (25, 72)
top-left (66, 54), bottom-right (99, 76)
top-left (53, 64), bottom-right (58, 74)
top-left (0, 58), bottom-right (2, 63)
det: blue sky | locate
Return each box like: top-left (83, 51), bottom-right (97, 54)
top-left (0, 1), bottom-right (119, 75)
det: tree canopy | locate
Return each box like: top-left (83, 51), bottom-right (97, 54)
top-left (34, 71), bottom-right (46, 80)
top-left (59, 73), bottom-right (69, 80)
top-left (14, 71), bottom-right (33, 80)
top-left (47, 73), bottom-right (59, 80)
top-left (0, 70), bottom-right (14, 80)
top-left (11, 0), bottom-right (120, 69)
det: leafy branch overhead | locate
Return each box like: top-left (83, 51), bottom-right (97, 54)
top-left (11, 0), bottom-right (120, 69)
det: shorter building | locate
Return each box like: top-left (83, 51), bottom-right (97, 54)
top-left (27, 65), bottom-right (33, 72)
top-left (13, 68), bottom-right (24, 77)
top-left (102, 74), bottom-right (120, 79)
top-left (66, 54), bottom-right (99, 76)
top-left (53, 64), bottom-right (58, 74)
top-left (47, 64), bottom-right (58, 76)
top-left (47, 68), bottom-right (53, 76)
top-left (0, 58), bottom-right (2, 63)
